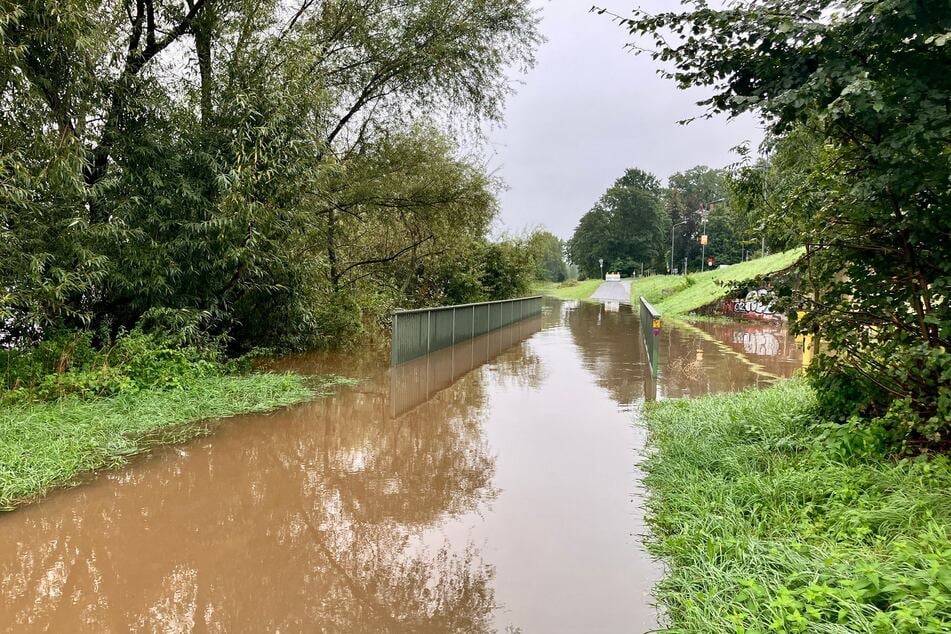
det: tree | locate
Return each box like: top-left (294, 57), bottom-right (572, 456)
top-left (528, 230), bottom-right (568, 282)
top-left (0, 0), bottom-right (541, 351)
top-left (566, 207), bottom-right (613, 279)
top-left (665, 166), bottom-right (737, 270)
top-left (567, 168), bottom-right (667, 278)
top-left (619, 0), bottom-right (951, 444)
top-left (728, 126), bottom-right (826, 257)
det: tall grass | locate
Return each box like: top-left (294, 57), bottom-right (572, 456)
top-left (632, 248), bottom-right (803, 315)
top-left (0, 374), bottom-right (338, 510)
top-left (643, 380), bottom-right (951, 632)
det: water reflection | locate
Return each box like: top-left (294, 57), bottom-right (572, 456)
top-left (0, 300), bottom-right (801, 632)
top-left (390, 317), bottom-right (542, 417)
top-left (694, 320), bottom-right (801, 373)
top-left (564, 301), bottom-right (802, 402)
top-left (0, 320), bottom-right (544, 632)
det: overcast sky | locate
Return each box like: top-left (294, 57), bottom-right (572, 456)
top-left (486, 0), bottom-right (764, 240)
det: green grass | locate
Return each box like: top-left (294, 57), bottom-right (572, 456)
top-left (632, 248), bottom-right (804, 315)
top-left (532, 278), bottom-right (604, 301)
top-left (0, 373), bottom-right (348, 510)
top-left (643, 380), bottom-right (951, 633)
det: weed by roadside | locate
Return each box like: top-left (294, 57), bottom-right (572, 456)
top-left (0, 330), bottom-right (240, 403)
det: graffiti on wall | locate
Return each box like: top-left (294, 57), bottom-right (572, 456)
top-left (724, 289), bottom-right (782, 321)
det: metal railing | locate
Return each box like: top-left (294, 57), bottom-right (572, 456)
top-left (390, 316), bottom-right (542, 417)
top-left (391, 296), bottom-right (543, 365)
top-left (639, 296), bottom-right (662, 378)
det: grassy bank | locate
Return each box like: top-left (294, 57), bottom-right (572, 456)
top-left (632, 248), bottom-right (803, 315)
top-left (642, 380), bottom-right (951, 632)
top-left (0, 373), bottom-right (337, 510)
top-left (0, 331), bottom-right (352, 510)
top-left (533, 278), bottom-right (604, 300)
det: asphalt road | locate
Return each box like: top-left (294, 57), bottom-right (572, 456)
top-left (591, 280), bottom-right (632, 303)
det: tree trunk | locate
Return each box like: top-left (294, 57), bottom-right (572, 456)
top-left (328, 207), bottom-right (339, 292)
top-left (193, 8), bottom-right (214, 124)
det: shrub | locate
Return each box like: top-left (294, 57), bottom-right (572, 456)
top-left (809, 343), bottom-right (951, 452)
top-left (1, 330), bottom-right (227, 404)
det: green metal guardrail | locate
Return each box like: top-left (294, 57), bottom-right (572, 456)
top-left (639, 296), bottom-right (661, 378)
top-left (391, 296), bottom-right (543, 366)
top-left (390, 316), bottom-right (542, 416)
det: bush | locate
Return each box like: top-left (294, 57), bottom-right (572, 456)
top-left (0, 331), bottom-right (97, 390)
top-left (1, 330), bottom-right (226, 404)
top-left (809, 344), bottom-right (951, 452)
top-left (310, 292), bottom-right (366, 350)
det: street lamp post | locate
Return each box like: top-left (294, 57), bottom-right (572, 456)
top-left (699, 198), bottom-right (725, 272)
top-left (670, 220), bottom-right (687, 274)
top-left (599, 257), bottom-right (604, 280)
top-left (700, 214), bottom-right (708, 272)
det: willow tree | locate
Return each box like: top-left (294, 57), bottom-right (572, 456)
top-left (0, 0), bottom-right (540, 349)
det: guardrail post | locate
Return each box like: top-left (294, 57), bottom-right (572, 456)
top-left (391, 313), bottom-right (399, 366)
top-left (639, 296), bottom-right (661, 378)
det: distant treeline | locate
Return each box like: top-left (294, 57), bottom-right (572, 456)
top-left (566, 165), bottom-right (793, 280)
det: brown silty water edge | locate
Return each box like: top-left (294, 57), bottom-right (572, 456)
top-left (0, 299), bottom-right (802, 633)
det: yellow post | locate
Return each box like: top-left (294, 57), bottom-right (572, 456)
top-left (795, 311), bottom-right (814, 367)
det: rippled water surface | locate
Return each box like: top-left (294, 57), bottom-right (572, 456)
top-left (0, 300), bottom-right (801, 632)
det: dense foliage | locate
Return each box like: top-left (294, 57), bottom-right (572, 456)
top-left (0, 0), bottom-right (541, 354)
top-left (566, 163), bottom-right (779, 280)
top-left (666, 165), bottom-right (750, 271)
top-left (0, 329), bottom-right (237, 403)
top-left (420, 237), bottom-right (537, 307)
top-left (620, 0), bottom-right (951, 447)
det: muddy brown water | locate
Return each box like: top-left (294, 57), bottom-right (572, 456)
top-left (0, 300), bottom-right (801, 633)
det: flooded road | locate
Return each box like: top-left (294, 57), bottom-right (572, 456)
top-left (0, 300), bottom-right (801, 633)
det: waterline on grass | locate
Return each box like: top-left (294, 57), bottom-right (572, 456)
top-left (0, 374), bottom-right (352, 510)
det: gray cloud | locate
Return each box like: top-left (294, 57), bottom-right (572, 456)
top-left (487, 0), bottom-right (763, 239)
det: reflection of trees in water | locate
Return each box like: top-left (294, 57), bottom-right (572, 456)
top-left (294, 372), bottom-right (498, 525)
top-left (0, 331), bottom-right (560, 631)
top-left (563, 301), bottom-right (796, 400)
top-left (563, 302), bottom-right (646, 406)
top-left (1, 497), bottom-right (496, 632)
top-left (490, 341), bottom-right (546, 391)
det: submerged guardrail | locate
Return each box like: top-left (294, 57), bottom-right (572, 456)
top-left (639, 296), bottom-right (661, 378)
top-left (390, 316), bottom-right (542, 417)
top-left (391, 296), bottom-right (543, 366)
